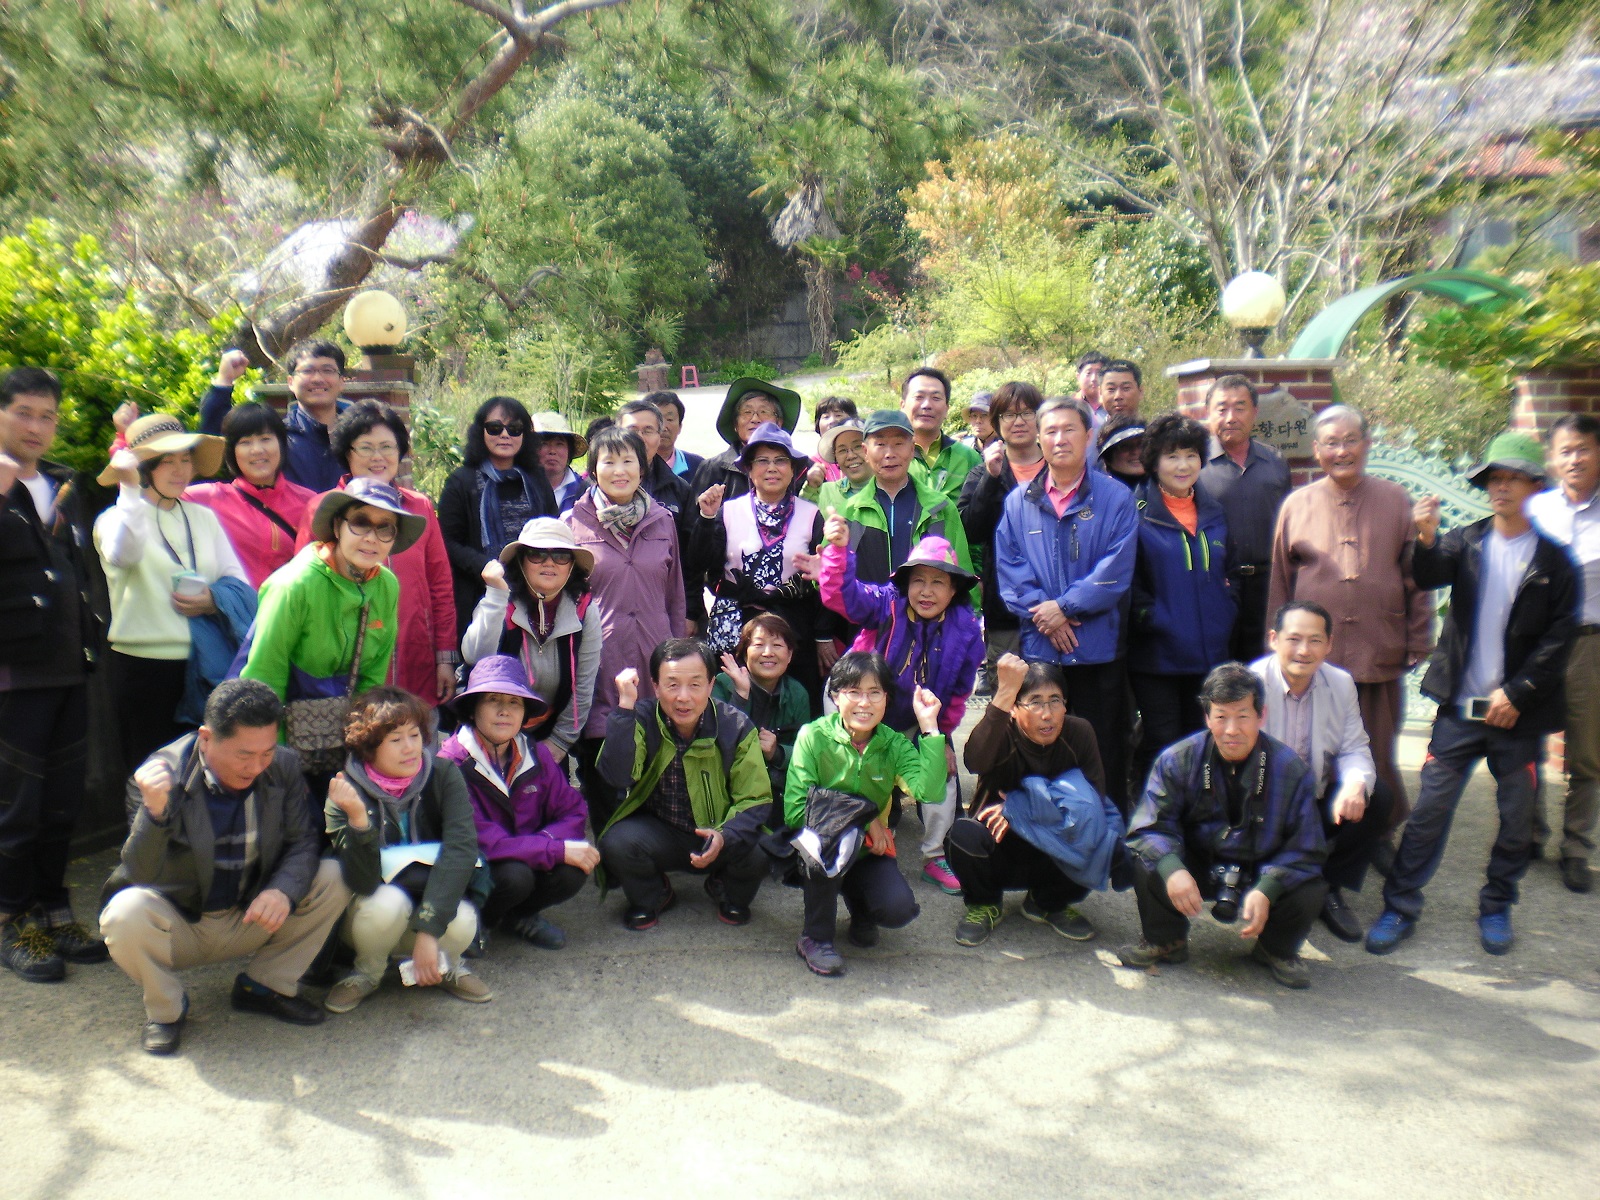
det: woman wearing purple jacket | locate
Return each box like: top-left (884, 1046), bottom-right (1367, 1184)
top-left (439, 656), bottom-right (596, 950)
top-left (817, 520), bottom-right (985, 896)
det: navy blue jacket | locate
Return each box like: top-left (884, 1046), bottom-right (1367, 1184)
top-left (994, 468), bottom-right (1137, 666)
top-left (1127, 477), bottom-right (1236, 675)
top-left (199, 384), bottom-right (348, 493)
top-left (1127, 730), bottom-right (1327, 902)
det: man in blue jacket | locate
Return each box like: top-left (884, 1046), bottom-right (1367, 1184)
top-left (1121, 662), bottom-right (1329, 989)
top-left (198, 341), bottom-right (350, 492)
top-left (994, 395), bottom-right (1138, 810)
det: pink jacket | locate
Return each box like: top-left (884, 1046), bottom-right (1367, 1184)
top-left (297, 482), bottom-right (457, 704)
top-left (185, 476), bottom-right (316, 589)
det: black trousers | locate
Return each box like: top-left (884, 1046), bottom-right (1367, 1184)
top-left (574, 735), bottom-right (619, 834)
top-left (1061, 660), bottom-right (1131, 815)
top-left (944, 817), bottom-right (1087, 911)
top-left (1130, 854), bottom-right (1326, 959)
top-left (1228, 571), bottom-right (1270, 663)
top-left (598, 811), bottom-right (767, 911)
top-left (1129, 671), bottom-right (1206, 800)
top-left (1323, 778), bottom-right (1395, 893)
top-left (112, 651), bottom-right (191, 779)
top-left (0, 684), bottom-right (88, 918)
top-left (482, 860), bottom-right (588, 927)
top-left (800, 852), bottom-right (919, 944)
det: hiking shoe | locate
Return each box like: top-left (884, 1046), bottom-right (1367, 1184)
top-left (955, 903), bottom-right (1002, 947)
top-left (509, 914), bottom-right (566, 949)
top-left (796, 937), bottom-right (844, 976)
top-left (324, 972), bottom-right (381, 1014)
top-left (1560, 857), bottom-right (1592, 894)
top-left (1319, 888), bottom-right (1363, 943)
top-left (1250, 943), bottom-right (1311, 989)
top-left (142, 995), bottom-right (188, 1055)
top-left (846, 916), bottom-right (879, 948)
top-left (0, 919), bottom-right (65, 983)
top-left (440, 965), bottom-right (494, 1003)
top-left (1117, 939), bottom-right (1188, 968)
top-left (40, 912), bottom-right (109, 965)
top-left (1364, 909), bottom-right (1416, 955)
top-left (921, 857), bottom-right (961, 895)
top-left (1021, 895), bottom-right (1096, 941)
top-left (1479, 910), bottom-right (1514, 956)
top-left (231, 974), bottom-right (325, 1025)
top-left (624, 877), bottom-right (676, 931)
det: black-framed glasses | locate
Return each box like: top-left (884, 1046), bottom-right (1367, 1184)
top-left (524, 548), bottom-right (574, 565)
top-left (484, 421), bottom-right (527, 437)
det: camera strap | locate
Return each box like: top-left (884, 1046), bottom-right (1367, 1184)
top-left (1201, 738), bottom-right (1268, 834)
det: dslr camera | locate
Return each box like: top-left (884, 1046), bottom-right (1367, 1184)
top-left (1209, 862), bottom-right (1249, 923)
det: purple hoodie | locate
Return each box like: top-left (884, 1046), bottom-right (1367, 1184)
top-left (439, 727), bottom-right (588, 871)
top-left (818, 542), bottom-right (984, 735)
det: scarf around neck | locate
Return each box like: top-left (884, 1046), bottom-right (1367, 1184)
top-left (478, 461), bottom-right (535, 554)
top-left (594, 487), bottom-right (648, 537)
top-left (751, 493), bottom-right (794, 546)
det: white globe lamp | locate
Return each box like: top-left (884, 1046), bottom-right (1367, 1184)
top-left (343, 290), bottom-right (408, 353)
top-left (1221, 271), bottom-right (1287, 358)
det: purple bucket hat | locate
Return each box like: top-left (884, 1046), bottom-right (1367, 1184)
top-left (310, 477), bottom-right (428, 554)
top-left (450, 654), bottom-right (551, 724)
top-left (892, 535), bottom-right (978, 595)
top-left (738, 420), bottom-right (812, 474)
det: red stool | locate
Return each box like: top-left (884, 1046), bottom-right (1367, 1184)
top-left (680, 365), bottom-right (699, 388)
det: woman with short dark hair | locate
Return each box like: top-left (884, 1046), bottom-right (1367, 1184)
top-left (294, 399), bottom-right (460, 706)
top-left (324, 685), bottom-right (491, 1013)
top-left (1128, 411), bottom-right (1236, 790)
top-left (184, 402), bottom-right (317, 588)
top-left (438, 396), bottom-right (559, 637)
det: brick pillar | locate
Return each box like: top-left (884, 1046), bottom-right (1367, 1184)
top-left (635, 348), bottom-right (670, 394)
top-left (1511, 366), bottom-right (1600, 437)
top-left (1167, 357), bottom-right (1344, 484)
top-left (250, 353), bottom-right (418, 486)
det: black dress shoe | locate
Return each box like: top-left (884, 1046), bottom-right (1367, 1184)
top-left (230, 975), bottom-right (326, 1025)
top-left (1320, 888), bottom-right (1363, 943)
top-left (1561, 857), bottom-right (1593, 894)
top-left (142, 996), bottom-right (188, 1055)
top-left (624, 878), bottom-right (676, 931)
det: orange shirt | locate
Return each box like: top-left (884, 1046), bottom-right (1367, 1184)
top-left (1162, 490), bottom-right (1198, 535)
top-left (1011, 457), bottom-right (1046, 486)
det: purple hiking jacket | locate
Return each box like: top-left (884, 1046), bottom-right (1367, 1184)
top-left (439, 727), bottom-right (588, 872)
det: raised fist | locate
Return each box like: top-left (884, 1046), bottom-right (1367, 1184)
top-left (822, 506), bottom-right (848, 548)
top-left (481, 559), bottom-right (508, 590)
top-left (697, 483), bottom-right (725, 519)
top-left (216, 349), bottom-right (251, 386)
top-left (615, 667), bottom-right (640, 710)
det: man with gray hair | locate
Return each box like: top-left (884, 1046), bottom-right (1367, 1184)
top-left (1268, 405), bottom-right (1433, 826)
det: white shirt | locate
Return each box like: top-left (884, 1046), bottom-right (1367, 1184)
top-left (1459, 526), bottom-right (1537, 700)
top-left (20, 472), bottom-right (56, 526)
top-left (1527, 485), bottom-right (1600, 625)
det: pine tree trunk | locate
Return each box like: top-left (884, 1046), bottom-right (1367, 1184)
top-left (802, 256), bottom-right (836, 366)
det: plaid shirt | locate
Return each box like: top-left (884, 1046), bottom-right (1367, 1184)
top-left (645, 727), bottom-right (699, 834)
top-left (200, 760), bottom-right (259, 912)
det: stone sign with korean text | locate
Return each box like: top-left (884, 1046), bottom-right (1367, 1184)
top-left (1253, 387), bottom-right (1317, 458)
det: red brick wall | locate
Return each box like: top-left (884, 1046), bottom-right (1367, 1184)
top-left (1512, 367), bottom-right (1600, 438)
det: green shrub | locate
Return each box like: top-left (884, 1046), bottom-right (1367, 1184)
top-left (704, 358), bottom-right (779, 384)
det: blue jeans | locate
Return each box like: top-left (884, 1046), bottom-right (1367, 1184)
top-left (1383, 712), bottom-right (1540, 919)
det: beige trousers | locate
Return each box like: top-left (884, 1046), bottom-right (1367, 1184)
top-left (1534, 631), bottom-right (1600, 860)
top-left (101, 858), bottom-right (350, 1023)
top-left (342, 884), bottom-right (478, 983)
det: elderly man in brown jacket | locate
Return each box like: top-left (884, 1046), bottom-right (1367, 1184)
top-left (1268, 406), bottom-right (1433, 822)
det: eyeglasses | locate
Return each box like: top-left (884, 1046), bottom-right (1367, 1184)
top-left (1016, 696), bottom-right (1066, 714)
top-left (523, 548), bottom-right (574, 565)
top-left (835, 689), bottom-right (886, 704)
top-left (998, 411), bottom-right (1037, 425)
top-left (343, 516), bottom-right (398, 542)
top-left (483, 421), bottom-right (526, 437)
top-left (748, 455), bottom-right (791, 469)
top-left (292, 365), bottom-right (343, 379)
top-left (1317, 436), bottom-right (1365, 452)
top-left (350, 442), bottom-right (399, 460)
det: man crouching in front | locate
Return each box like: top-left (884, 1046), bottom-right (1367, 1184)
top-left (100, 679), bottom-right (349, 1054)
top-left (1119, 662), bottom-right (1328, 989)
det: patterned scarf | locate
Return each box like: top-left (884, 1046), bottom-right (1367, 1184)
top-left (752, 494), bottom-right (794, 547)
top-left (477, 462), bottom-right (535, 554)
top-left (594, 487), bottom-right (649, 537)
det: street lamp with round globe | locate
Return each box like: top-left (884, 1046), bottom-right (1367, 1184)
top-left (1221, 271), bottom-right (1287, 358)
top-left (343, 289), bottom-right (408, 353)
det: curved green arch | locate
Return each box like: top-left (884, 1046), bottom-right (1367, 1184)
top-left (1287, 269), bottom-right (1530, 360)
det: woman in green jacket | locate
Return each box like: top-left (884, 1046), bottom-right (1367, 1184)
top-left (243, 479), bottom-right (419, 750)
top-left (323, 687), bottom-right (491, 1013)
top-left (712, 613), bottom-right (812, 813)
top-left (784, 651), bottom-right (946, 976)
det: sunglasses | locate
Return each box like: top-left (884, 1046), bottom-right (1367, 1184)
top-left (484, 421), bottom-right (527, 437)
top-left (343, 516), bottom-right (398, 543)
top-left (523, 548), bottom-right (574, 565)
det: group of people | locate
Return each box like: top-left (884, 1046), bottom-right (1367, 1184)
top-left (0, 341), bottom-right (1595, 1054)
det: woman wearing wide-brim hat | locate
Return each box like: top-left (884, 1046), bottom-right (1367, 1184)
top-left (690, 420), bottom-right (831, 709)
top-left (241, 478), bottom-right (423, 744)
top-left (460, 517), bottom-right (603, 763)
top-left (93, 414), bottom-right (250, 772)
top-left (532, 412), bottom-right (589, 515)
top-left (686, 377), bottom-right (803, 506)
